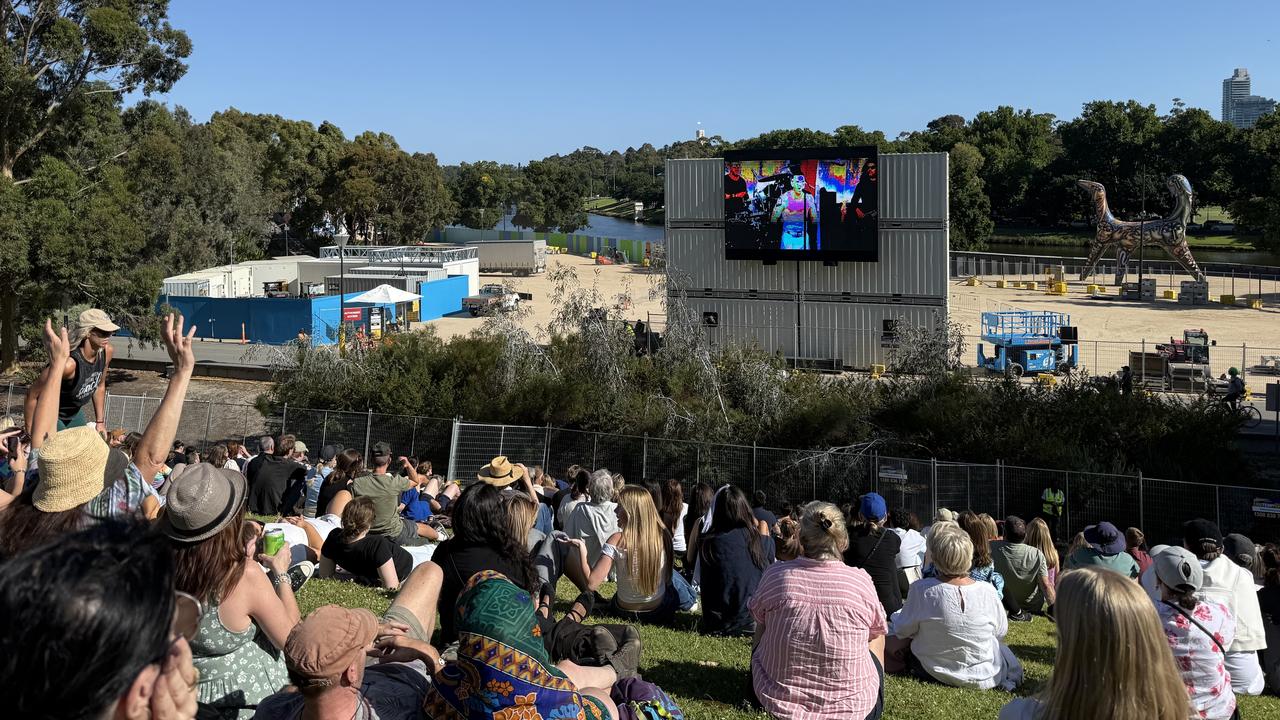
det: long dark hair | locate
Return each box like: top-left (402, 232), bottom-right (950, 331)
top-left (700, 485), bottom-right (767, 569)
top-left (450, 483), bottom-right (538, 593)
top-left (0, 490), bottom-right (89, 560)
top-left (322, 448), bottom-right (363, 493)
top-left (0, 520), bottom-right (174, 720)
top-left (659, 478), bottom-right (684, 533)
top-left (686, 481), bottom-right (714, 547)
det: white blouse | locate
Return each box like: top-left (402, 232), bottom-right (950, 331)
top-left (892, 577), bottom-right (1023, 690)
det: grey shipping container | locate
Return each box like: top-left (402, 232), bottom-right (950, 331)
top-left (325, 274), bottom-right (435, 296)
top-left (680, 297), bottom-right (800, 358)
top-left (161, 279), bottom-right (211, 298)
top-left (471, 240), bottom-right (547, 275)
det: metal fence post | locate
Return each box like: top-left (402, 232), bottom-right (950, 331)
top-left (1215, 485), bottom-right (1222, 529)
top-left (1242, 343), bottom-right (1248, 385)
top-left (321, 410), bottom-right (329, 447)
top-left (1138, 470), bottom-right (1145, 532)
top-left (1140, 339), bottom-right (1146, 388)
top-left (642, 434), bottom-right (648, 480)
top-left (1065, 471), bottom-right (1071, 534)
top-left (542, 424), bottom-right (551, 471)
top-left (4, 382), bottom-right (11, 416)
top-left (282, 403), bottom-right (289, 436)
top-left (931, 458), bottom-right (938, 515)
top-left (447, 417), bottom-right (461, 481)
top-left (498, 425), bottom-right (506, 456)
top-left (364, 409), bottom-right (373, 459)
top-left (203, 402), bottom-right (213, 450)
top-left (751, 443), bottom-right (758, 495)
top-left (812, 456), bottom-right (818, 502)
top-left (410, 417), bottom-right (419, 457)
top-left (930, 458), bottom-right (938, 511)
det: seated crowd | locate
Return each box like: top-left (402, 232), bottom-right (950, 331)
top-left (2, 316), bottom-right (1279, 720)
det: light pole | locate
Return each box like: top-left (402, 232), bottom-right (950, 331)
top-left (335, 229), bottom-right (349, 352)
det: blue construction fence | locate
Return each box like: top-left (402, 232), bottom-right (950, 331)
top-left (158, 275), bottom-right (469, 346)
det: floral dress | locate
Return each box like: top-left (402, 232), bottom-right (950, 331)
top-left (1158, 600), bottom-right (1237, 720)
top-left (190, 598), bottom-right (289, 719)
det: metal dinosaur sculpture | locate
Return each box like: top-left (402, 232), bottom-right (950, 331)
top-left (1076, 174), bottom-right (1207, 285)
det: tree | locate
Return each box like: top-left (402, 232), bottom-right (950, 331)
top-left (1154, 108), bottom-right (1236, 211)
top-left (452, 160), bottom-right (513, 229)
top-left (966, 107), bottom-right (1061, 221)
top-left (1, 1), bottom-right (190, 180)
top-left (729, 128), bottom-right (834, 150)
top-left (1, 0), bottom-right (190, 369)
top-left (1049, 100), bottom-right (1163, 219)
top-left (512, 160), bottom-right (587, 233)
top-left (833, 124), bottom-right (890, 149)
top-left (1228, 112), bottom-right (1280, 251)
top-left (948, 142), bottom-right (994, 249)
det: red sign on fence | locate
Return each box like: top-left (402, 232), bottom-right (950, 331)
top-left (342, 307), bottom-right (362, 322)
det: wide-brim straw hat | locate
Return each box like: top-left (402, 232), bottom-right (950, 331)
top-left (477, 455), bottom-right (524, 487)
top-left (34, 427), bottom-right (112, 512)
top-left (156, 463), bottom-right (247, 543)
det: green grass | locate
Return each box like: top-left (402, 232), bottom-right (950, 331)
top-left (291, 575), bottom-right (1280, 719)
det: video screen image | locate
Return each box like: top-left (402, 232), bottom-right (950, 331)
top-left (723, 151), bottom-right (878, 261)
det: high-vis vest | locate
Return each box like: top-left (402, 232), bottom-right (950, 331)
top-left (1042, 488), bottom-right (1064, 516)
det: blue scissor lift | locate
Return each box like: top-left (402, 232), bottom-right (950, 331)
top-left (976, 310), bottom-right (1078, 377)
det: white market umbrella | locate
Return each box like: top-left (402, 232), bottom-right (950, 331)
top-left (348, 284), bottom-right (421, 304)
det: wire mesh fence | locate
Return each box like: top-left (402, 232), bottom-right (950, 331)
top-left (5, 387), bottom-right (1278, 543)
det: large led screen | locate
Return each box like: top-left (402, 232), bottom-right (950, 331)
top-left (723, 147), bottom-right (878, 262)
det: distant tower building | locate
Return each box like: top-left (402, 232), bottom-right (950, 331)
top-left (1222, 68), bottom-right (1276, 128)
top-left (696, 122), bottom-right (706, 141)
top-left (1222, 68), bottom-right (1250, 123)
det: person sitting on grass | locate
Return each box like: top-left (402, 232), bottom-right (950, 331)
top-left (0, 520), bottom-right (201, 720)
top-left (1153, 546), bottom-right (1239, 720)
top-left (565, 468), bottom-right (622, 571)
top-left (1126, 526), bottom-right (1154, 575)
top-left (351, 444), bottom-right (439, 547)
top-left (659, 477), bottom-right (689, 556)
top-left (992, 515), bottom-right (1055, 620)
top-left (892, 523), bottom-right (1024, 691)
top-left (159, 463), bottom-right (301, 718)
top-left (316, 449), bottom-right (362, 518)
top-left (956, 510), bottom-right (1004, 598)
top-left (429, 482), bottom-right (540, 646)
top-left (253, 562), bottom-right (448, 720)
top-left (318, 496), bottom-right (415, 590)
top-left (1024, 517), bottom-right (1060, 588)
top-left (1184, 518), bottom-right (1268, 696)
top-left (998, 567), bottom-right (1195, 720)
top-left (844, 493), bottom-right (903, 617)
top-left (887, 508), bottom-right (926, 598)
top-left (1065, 521), bottom-right (1139, 579)
top-left (696, 484), bottom-right (775, 636)
top-left (562, 485), bottom-right (698, 625)
top-left (749, 501), bottom-right (887, 720)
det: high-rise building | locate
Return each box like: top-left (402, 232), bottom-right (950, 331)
top-left (1222, 68), bottom-right (1250, 122)
top-left (1222, 68), bottom-right (1276, 129)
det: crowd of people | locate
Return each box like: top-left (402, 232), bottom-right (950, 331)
top-left (3, 313), bottom-right (1280, 720)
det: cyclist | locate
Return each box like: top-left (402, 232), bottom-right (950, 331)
top-left (1223, 367), bottom-right (1246, 408)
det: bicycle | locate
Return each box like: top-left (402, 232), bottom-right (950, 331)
top-left (1220, 397), bottom-right (1263, 429)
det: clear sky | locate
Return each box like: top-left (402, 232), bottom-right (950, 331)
top-left (149, 0), bottom-right (1279, 165)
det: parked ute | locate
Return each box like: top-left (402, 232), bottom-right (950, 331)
top-left (462, 284), bottom-right (526, 316)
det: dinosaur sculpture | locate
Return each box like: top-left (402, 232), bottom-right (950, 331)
top-left (1076, 174), bottom-right (1207, 284)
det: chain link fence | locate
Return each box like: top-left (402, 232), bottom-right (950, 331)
top-left (5, 387), bottom-right (1277, 543)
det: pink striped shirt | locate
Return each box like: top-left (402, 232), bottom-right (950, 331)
top-left (749, 557), bottom-right (887, 719)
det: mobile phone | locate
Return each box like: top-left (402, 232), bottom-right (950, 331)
top-left (4, 431), bottom-right (29, 456)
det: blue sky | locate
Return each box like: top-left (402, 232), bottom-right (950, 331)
top-left (150, 0), bottom-right (1279, 165)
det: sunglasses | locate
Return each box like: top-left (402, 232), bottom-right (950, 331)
top-left (173, 590), bottom-right (204, 642)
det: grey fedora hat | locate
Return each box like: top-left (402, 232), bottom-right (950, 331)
top-left (157, 464), bottom-right (247, 543)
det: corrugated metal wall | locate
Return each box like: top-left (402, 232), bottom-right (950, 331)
top-left (665, 153), bottom-right (949, 368)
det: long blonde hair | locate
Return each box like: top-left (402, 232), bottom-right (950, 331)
top-left (1066, 531), bottom-right (1089, 559)
top-left (617, 486), bottom-right (667, 597)
top-left (505, 494), bottom-right (539, 544)
top-left (1040, 567), bottom-right (1192, 720)
top-left (1026, 517), bottom-right (1059, 571)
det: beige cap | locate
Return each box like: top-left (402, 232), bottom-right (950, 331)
top-left (78, 308), bottom-right (120, 334)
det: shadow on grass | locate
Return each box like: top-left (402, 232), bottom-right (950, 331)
top-left (644, 659), bottom-right (756, 710)
top-left (1008, 643), bottom-right (1057, 667)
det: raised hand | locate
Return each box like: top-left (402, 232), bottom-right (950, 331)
top-left (43, 319), bottom-right (71, 366)
top-left (161, 314), bottom-right (197, 375)
top-left (149, 636), bottom-right (199, 720)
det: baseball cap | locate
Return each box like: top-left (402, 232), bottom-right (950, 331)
top-left (934, 508), bottom-right (956, 523)
top-left (1182, 518), bottom-right (1223, 550)
top-left (371, 441), bottom-right (392, 462)
top-left (859, 492), bottom-right (887, 522)
top-left (1154, 546), bottom-right (1204, 593)
top-left (284, 605), bottom-right (379, 688)
top-left (293, 441), bottom-right (309, 456)
top-left (320, 444), bottom-right (339, 462)
top-left (78, 308), bottom-right (120, 334)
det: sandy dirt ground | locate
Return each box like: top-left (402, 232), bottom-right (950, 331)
top-left (420, 254), bottom-right (668, 341)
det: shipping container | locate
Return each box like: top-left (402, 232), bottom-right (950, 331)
top-left (161, 279), bottom-right (211, 298)
top-left (879, 153), bottom-right (949, 222)
top-left (323, 274), bottom-right (436, 296)
top-left (470, 240), bottom-right (547, 275)
top-left (665, 229), bottom-right (797, 294)
top-left (799, 301), bottom-right (941, 368)
top-left (681, 297), bottom-right (800, 359)
top-left (665, 159), bottom-right (725, 222)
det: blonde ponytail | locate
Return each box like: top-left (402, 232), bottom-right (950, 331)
top-left (799, 502), bottom-right (848, 560)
